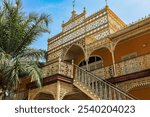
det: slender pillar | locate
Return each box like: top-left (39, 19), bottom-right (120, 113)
top-left (110, 44), bottom-right (117, 77)
top-left (71, 59), bottom-right (74, 78)
top-left (56, 81), bottom-right (61, 100)
top-left (58, 58), bottom-right (61, 74)
top-left (86, 59), bottom-right (89, 71)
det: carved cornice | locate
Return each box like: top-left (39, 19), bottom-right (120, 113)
top-left (110, 17), bottom-right (150, 42)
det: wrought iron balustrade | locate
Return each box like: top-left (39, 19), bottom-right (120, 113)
top-left (91, 53), bottom-right (150, 79)
top-left (42, 61), bottom-right (73, 78)
top-left (73, 64), bottom-right (135, 100)
top-left (91, 65), bottom-right (114, 79)
top-left (116, 53), bottom-right (150, 77)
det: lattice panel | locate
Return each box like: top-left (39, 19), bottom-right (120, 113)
top-left (109, 17), bottom-right (123, 32)
top-left (95, 30), bottom-right (110, 40)
top-left (86, 37), bottom-right (111, 57)
top-left (91, 65), bottom-right (114, 79)
top-left (49, 14), bottom-right (108, 49)
top-left (64, 16), bottom-right (85, 32)
top-left (63, 27), bottom-right (85, 44)
top-left (86, 16), bottom-right (108, 32)
top-left (48, 50), bottom-right (62, 61)
top-left (116, 54), bottom-right (150, 77)
top-left (42, 61), bottom-right (73, 78)
top-left (116, 77), bottom-right (150, 92)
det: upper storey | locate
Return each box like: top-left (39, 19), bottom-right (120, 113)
top-left (48, 6), bottom-right (126, 53)
top-left (62, 6), bottom-right (125, 34)
top-left (62, 8), bottom-right (86, 32)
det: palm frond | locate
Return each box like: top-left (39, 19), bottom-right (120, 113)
top-left (12, 13), bottom-right (51, 57)
top-left (18, 60), bottom-right (43, 87)
top-left (18, 48), bottom-right (47, 61)
top-left (0, 0), bottom-right (51, 99)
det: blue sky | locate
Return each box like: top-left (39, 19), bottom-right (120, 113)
top-left (0, 0), bottom-right (150, 50)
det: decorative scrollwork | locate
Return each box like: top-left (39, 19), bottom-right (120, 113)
top-left (91, 65), bottom-right (114, 79)
top-left (42, 61), bottom-right (73, 78)
top-left (116, 54), bottom-right (150, 77)
top-left (116, 77), bottom-right (150, 92)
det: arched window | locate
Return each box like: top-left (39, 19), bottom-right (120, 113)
top-left (79, 56), bottom-right (103, 71)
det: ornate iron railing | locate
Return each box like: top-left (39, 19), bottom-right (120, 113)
top-left (73, 64), bottom-right (135, 100)
top-left (91, 65), bottom-right (114, 79)
top-left (91, 53), bottom-right (150, 79)
top-left (116, 53), bottom-right (150, 77)
top-left (42, 60), bottom-right (73, 78)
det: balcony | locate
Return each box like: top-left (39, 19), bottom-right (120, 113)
top-left (115, 53), bottom-right (150, 77)
top-left (42, 53), bottom-right (150, 80)
top-left (91, 53), bottom-right (150, 79)
top-left (42, 61), bottom-right (73, 79)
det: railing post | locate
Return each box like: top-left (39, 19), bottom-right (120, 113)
top-left (113, 90), bottom-right (117, 100)
top-left (86, 59), bottom-right (89, 71)
top-left (101, 83), bottom-right (105, 99)
top-left (108, 87), bottom-right (112, 100)
top-left (71, 59), bottom-right (74, 78)
top-left (104, 84), bottom-right (108, 99)
top-left (58, 58), bottom-right (61, 74)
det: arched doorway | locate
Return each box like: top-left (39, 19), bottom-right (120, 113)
top-left (34, 92), bottom-right (54, 100)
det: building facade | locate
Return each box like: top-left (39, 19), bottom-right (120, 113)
top-left (17, 5), bottom-right (150, 100)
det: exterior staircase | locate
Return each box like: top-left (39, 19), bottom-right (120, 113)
top-left (73, 64), bottom-right (135, 100)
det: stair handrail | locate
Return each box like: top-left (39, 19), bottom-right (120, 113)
top-left (73, 63), bottom-right (136, 100)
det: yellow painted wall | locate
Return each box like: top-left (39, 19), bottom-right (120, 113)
top-left (91, 48), bottom-right (112, 67)
top-left (115, 33), bottom-right (150, 63)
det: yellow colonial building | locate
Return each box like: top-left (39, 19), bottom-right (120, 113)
top-left (17, 4), bottom-right (150, 100)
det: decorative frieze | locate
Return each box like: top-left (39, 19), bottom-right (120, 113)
top-left (86, 16), bottom-right (108, 32)
top-left (91, 65), bottom-right (114, 79)
top-left (63, 16), bottom-right (85, 32)
top-left (94, 30), bottom-right (110, 40)
top-left (116, 77), bottom-right (150, 92)
top-left (48, 49), bottom-right (63, 61)
top-left (116, 54), bottom-right (150, 77)
top-left (48, 15), bottom-right (109, 53)
top-left (42, 61), bottom-right (73, 79)
top-left (87, 37), bottom-right (111, 57)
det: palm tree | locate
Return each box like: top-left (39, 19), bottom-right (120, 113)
top-left (0, 0), bottom-right (51, 99)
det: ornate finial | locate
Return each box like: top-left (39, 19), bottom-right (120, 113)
top-left (83, 7), bottom-right (86, 13)
top-left (71, 0), bottom-right (77, 19)
top-left (62, 20), bottom-right (64, 24)
top-left (105, 0), bottom-right (108, 6)
top-left (73, 0), bottom-right (75, 11)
